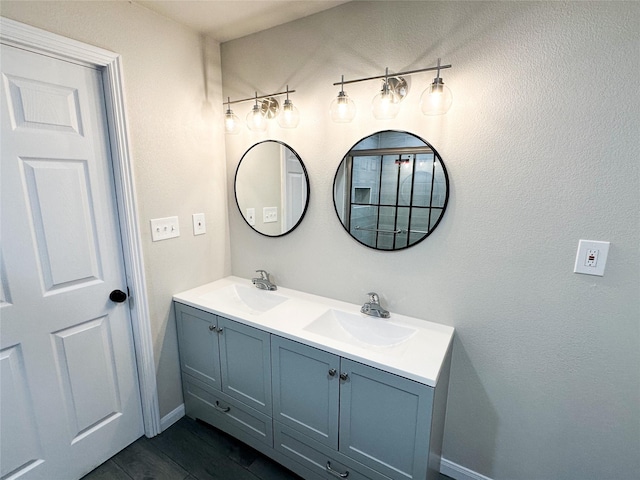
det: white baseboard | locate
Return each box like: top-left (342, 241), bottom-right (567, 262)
top-left (441, 457), bottom-right (493, 480)
top-left (160, 403), bottom-right (185, 432)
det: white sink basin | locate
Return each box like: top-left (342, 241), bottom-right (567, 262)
top-left (199, 284), bottom-right (288, 315)
top-left (304, 309), bottom-right (417, 347)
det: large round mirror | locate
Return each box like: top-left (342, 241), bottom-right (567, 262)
top-left (333, 130), bottom-right (449, 250)
top-left (235, 140), bottom-right (309, 237)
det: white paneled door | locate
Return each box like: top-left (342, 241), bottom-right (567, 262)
top-left (0, 45), bottom-right (144, 479)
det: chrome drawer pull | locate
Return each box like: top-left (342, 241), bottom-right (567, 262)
top-left (326, 461), bottom-right (349, 478)
top-left (214, 401), bottom-right (230, 413)
top-left (339, 372), bottom-right (349, 381)
top-left (328, 369), bottom-right (337, 377)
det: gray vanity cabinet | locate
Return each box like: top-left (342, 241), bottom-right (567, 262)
top-left (271, 336), bottom-right (340, 448)
top-left (174, 303), bottom-right (273, 448)
top-left (174, 302), bottom-right (221, 389)
top-left (272, 336), bottom-right (438, 480)
top-left (339, 358), bottom-right (434, 480)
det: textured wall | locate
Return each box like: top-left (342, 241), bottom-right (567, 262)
top-left (1, 1), bottom-right (230, 418)
top-left (221, 2), bottom-right (640, 479)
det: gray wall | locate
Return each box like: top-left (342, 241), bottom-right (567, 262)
top-left (221, 2), bottom-right (639, 479)
top-left (1, 1), bottom-right (230, 418)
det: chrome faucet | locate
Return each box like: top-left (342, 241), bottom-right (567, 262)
top-left (361, 292), bottom-right (390, 318)
top-left (252, 270), bottom-right (277, 291)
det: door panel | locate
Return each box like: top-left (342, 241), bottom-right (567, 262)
top-left (271, 336), bottom-right (340, 449)
top-left (0, 44), bottom-right (143, 480)
top-left (219, 317), bottom-right (272, 415)
top-left (339, 359), bottom-right (433, 480)
top-left (175, 303), bottom-right (221, 389)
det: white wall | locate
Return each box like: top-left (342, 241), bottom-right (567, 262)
top-left (1, 1), bottom-right (230, 418)
top-left (221, 2), bottom-right (640, 479)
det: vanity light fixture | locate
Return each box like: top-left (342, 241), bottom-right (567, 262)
top-left (420, 58), bottom-right (453, 116)
top-left (277, 86), bottom-right (300, 129)
top-left (223, 88), bottom-right (298, 133)
top-left (329, 75), bottom-right (357, 123)
top-left (372, 68), bottom-right (401, 120)
top-left (330, 58), bottom-right (452, 121)
top-left (224, 97), bottom-right (241, 135)
top-left (246, 92), bottom-right (268, 132)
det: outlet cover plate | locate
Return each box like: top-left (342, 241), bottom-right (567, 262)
top-left (574, 239), bottom-right (610, 276)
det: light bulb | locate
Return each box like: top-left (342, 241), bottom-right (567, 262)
top-left (277, 98), bottom-right (300, 128)
top-left (420, 78), bottom-right (453, 116)
top-left (224, 108), bottom-right (241, 134)
top-left (246, 104), bottom-right (267, 132)
top-left (372, 83), bottom-right (400, 120)
top-left (330, 91), bottom-right (356, 123)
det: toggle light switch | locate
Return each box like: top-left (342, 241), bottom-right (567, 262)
top-left (192, 213), bottom-right (206, 235)
top-left (150, 216), bottom-right (180, 241)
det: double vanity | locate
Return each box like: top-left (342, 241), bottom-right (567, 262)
top-left (173, 276), bottom-right (454, 480)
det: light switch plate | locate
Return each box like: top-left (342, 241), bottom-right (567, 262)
top-left (263, 206), bottom-right (278, 223)
top-left (246, 208), bottom-right (256, 226)
top-left (574, 239), bottom-right (610, 276)
top-left (192, 213), bottom-right (206, 235)
top-left (150, 216), bottom-right (180, 241)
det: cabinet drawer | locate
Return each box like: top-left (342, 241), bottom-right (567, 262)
top-left (274, 422), bottom-right (391, 480)
top-left (183, 374), bottom-right (273, 448)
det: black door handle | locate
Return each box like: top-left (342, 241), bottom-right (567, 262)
top-left (109, 289), bottom-right (128, 303)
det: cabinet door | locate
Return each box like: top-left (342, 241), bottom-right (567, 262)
top-left (271, 336), bottom-right (340, 449)
top-left (218, 317), bottom-right (272, 415)
top-left (339, 359), bottom-right (434, 480)
top-left (175, 302), bottom-right (221, 389)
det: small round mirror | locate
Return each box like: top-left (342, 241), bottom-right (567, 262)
top-left (333, 130), bottom-right (449, 250)
top-left (235, 140), bottom-right (309, 237)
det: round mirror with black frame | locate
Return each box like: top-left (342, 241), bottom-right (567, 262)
top-left (333, 130), bottom-right (449, 251)
top-left (235, 140), bottom-right (310, 237)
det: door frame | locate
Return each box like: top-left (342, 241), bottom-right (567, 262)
top-left (0, 17), bottom-right (161, 437)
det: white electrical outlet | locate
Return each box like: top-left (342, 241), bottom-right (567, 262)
top-left (192, 213), bottom-right (206, 235)
top-left (150, 216), bottom-right (180, 241)
top-left (574, 240), bottom-right (610, 276)
top-left (246, 208), bottom-right (256, 226)
top-left (263, 206), bottom-right (278, 223)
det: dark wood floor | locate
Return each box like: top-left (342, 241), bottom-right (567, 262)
top-left (82, 416), bottom-right (453, 480)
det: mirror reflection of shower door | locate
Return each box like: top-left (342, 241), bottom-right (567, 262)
top-left (348, 151), bottom-right (442, 250)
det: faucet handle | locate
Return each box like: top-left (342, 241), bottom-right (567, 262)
top-left (255, 269), bottom-right (269, 280)
top-left (367, 292), bottom-right (380, 304)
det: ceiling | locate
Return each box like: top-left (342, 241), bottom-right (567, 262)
top-left (136, 0), bottom-right (350, 43)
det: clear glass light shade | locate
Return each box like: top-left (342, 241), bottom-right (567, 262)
top-left (420, 78), bottom-right (453, 116)
top-left (246, 105), bottom-right (267, 132)
top-left (277, 99), bottom-right (300, 128)
top-left (330, 92), bottom-right (356, 123)
top-left (224, 109), bottom-right (241, 135)
top-left (372, 86), bottom-right (400, 120)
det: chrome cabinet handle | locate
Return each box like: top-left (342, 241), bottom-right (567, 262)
top-left (326, 461), bottom-right (349, 478)
top-left (214, 401), bottom-right (230, 413)
top-left (328, 369), bottom-right (337, 377)
top-left (339, 372), bottom-right (348, 381)
top-left (208, 324), bottom-right (215, 331)
top-left (216, 327), bottom-right (223, 334)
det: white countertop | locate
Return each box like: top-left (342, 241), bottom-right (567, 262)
top-left (173, 276), bottom-right (454, 387)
